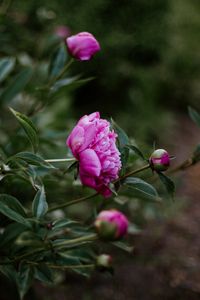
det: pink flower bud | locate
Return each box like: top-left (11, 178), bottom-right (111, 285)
top-left (66, 112), bottom-right (121, 197)
top-left (94, 210), bottom-right (128, 240)
top-left (55, 26), bottom-right (71, 39)
top-left (149, 149), bottom-right (170, 172)
top-left (96, 254), bottom-right (112, 270)
top-left (66, 32), bottom-right (100, 61)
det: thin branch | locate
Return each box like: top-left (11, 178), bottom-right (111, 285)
top-left (48, 192), bottom-right (98, 212)
top-left (115, 164), bottom-right (151, 183)
top-left (45, 158), bottom-right (76, 163)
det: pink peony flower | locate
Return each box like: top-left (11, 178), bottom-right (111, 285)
top-left (55, 26), bottom-right (71, 39)
top-left (66, 112), bottom-right (121, 197)
top-left (94, 209), bottom-right (129, 240)
top-left (149, 149), bottom-right (170, 172)
top-left (66, 32), bottom-right (100, 61)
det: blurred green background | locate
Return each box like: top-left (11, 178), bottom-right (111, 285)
top-left (0, 0), bottom-right (200, 299)
top-left (1, 0), bottom-right (200, 143)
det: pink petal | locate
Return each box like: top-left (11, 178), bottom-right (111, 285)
top-left (66, 125), bottom-right (84, 157)
top-left (79, 149), bottom-right (101, 177)
top-left (79, 124), bottom-right (97, 152)
top-left (79, 173), bottom-right (96, 189)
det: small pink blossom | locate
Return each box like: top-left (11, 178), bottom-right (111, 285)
top-left (94, 209), bottom-right (129, 240)
top-left (66, 112), bottom-right (121, 197)
top-left (66, 32), bottom-right (100, 61)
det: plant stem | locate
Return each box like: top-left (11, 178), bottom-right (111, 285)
top-left (48, 263), bottom-right (95, 270)
top-left (115, 164), bottom-right (151, 183)
top-left (54, 233), bottom-right (97, 249)
top-left (48, 164), bottom-right (150, 212)
top-left (4, 234), bottom-right (97, 265)
top-left (26, 261), bottom-right (95, 270)
top-left (10, 247), bottom-right (46, 263)
top-left (48, 192), bottom-right (98, 212)
top-left (45, 158), bottom-right (76, 163)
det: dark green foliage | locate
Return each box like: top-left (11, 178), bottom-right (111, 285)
top-left (111, 119), bottom-right (129, 173)
top-left (126, 145), bottom-right (146, 161)
top-left (0, 57), bottom-right (15, 82)
top-left (9, 108), bottom-right (39, 153)
top-left (48, 44), bottom-right (67, 79)
top-left (188, 106), bottom-right (200, 128)
top-left (123, 177), bottom-right (160, 202)
top-left (158, 172), bottom-right (175, 199)
top-left (0, 194), bottom-right (30, 227)
top-left (192, 144), bottom-right (200, 164)
top-left (1, 68), bottom-right (33, 104)
top-left (32, 186), bottom-right (48, 219)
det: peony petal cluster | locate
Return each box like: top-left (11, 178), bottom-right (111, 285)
top-left (66, 32), bottom-right (100, 61)
top-left (66, 112), bottom-right (121, 197)
top-left (94, 209), bottom-right (129, 240)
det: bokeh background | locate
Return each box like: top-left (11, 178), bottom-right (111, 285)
top-left (1, 0), bottom-right (200, 299)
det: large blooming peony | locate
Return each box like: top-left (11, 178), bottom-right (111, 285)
top-left (66, 112), bottom-right (121, 197)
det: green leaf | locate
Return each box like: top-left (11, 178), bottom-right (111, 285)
top-left (68, 248), bottom-right (95, 263)
top-left (17, 263), bottom-right (34, 300)
top-left (111, 119), bottom-right (129, 170)
top-left (16, 231), bottom-right (43, 247)
top-left (8, 152), bottom-right (54, 168)
top-left (158, 172), bottom-right (175, 199)
top-left (0, 195), bottom-right (30, 227)
top-left (0, 194), bottom-right (27, 217)
top-left (188, 106), bottom-right (200, 127)
top-left (72, 265), bottom-right (93, 277)
top-left (0, 223), bottom-right (27, 248)
top-left (49, 44), bottom-right (67, 79)
top-left (52, 218), bottom-right (77, 230)
top-left (127, 223), bottom-right (142, 235)
top-left (111, 119), bottom-right (129, 147)
top-left (112, 241), bottom-right (134, 253)
top-left (32, 186), bottom-right (48, 219)
top-left (126, 144), bottom-right (145, 160)
top-left (9, 108), bottom-right (39, 153)
top-left (123, 177), bottom-right (160, 201)
top-left (0, 57), bottom-right (15, 83)
top-left (54, 253), bottom-right (81, 266)
top-left (0, 265), bottom-right (17, 282)
top-left (64, 161), bottom-right (78, 174)
top-left (53, 239), bottom-right (92, 250)
top-left (34, 264), bottom-right (53, 284)
top-left (51, 76), bottom-right (94, 94)
top-left (192, 144), bottom-right (200, 163)
top-left (50, 75), bottom-right (80, 92)
top-left (1, 67), bottom-right (33, 103)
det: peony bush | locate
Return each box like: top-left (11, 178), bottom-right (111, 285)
top-left (0, 31), bottom-right (200, 299)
